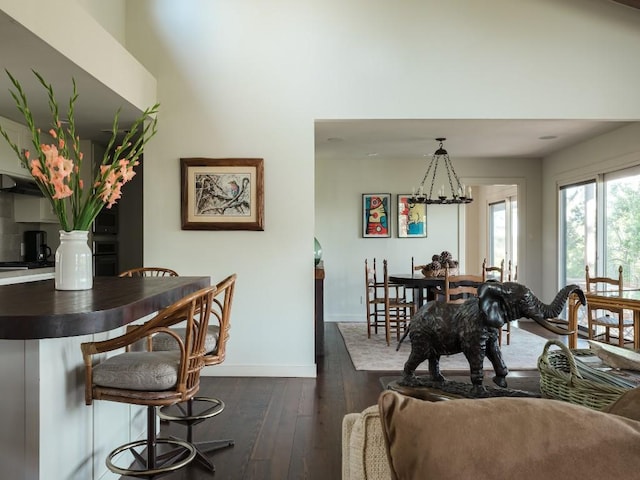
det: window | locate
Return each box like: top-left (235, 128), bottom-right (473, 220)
top-left (604, 167), bottom-right (640, 288)
top-left (559, 166), bottom-right (640, 328)
top-left (510, 197), bottom-right (518, 277)
top-left (559, 181), bottom-right (596, 288)
top-left (489, 201), bottom-right (506, 267)
top-left (488, 194), bottom-right (517, 277)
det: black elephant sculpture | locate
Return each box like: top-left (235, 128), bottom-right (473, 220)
top-left (397, 282), bottom-right (586, 394)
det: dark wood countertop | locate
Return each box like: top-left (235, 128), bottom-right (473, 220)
top-left (0, 276), bottom-right (210, 339)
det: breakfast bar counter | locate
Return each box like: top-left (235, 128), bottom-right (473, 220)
top-left (0, 276), bottom-right (211, 339)
top-left (0, 276), bottom-right (211, 480)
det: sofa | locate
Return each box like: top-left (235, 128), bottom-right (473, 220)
top-left (342, 388), bottom-right (640, 480)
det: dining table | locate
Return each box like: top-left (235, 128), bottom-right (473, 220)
top-left (388, 273), bottom-right (446, 307)
top-left (567, 288), bottom-right (640, 349)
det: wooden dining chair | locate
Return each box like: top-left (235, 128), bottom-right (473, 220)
top-left (585, 265), bottom-right (634, 348)
top-left (410, 256), bottom-right (429, 306)
top-left (482, 258), bottom-right (505, 282)
top-left (382, 260), bottom-right (415, 346)
top-left (365, 259), bottom-right (385, 338)
top-left (507, 260), bottom-right (518, 282)
top-left (366, 258), bottom-right (407, 339)
top-left (442, 267), bottom-right (483, 304)
top-left (482, 259), bottom-right (510, 345)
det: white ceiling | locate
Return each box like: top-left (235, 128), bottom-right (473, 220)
top-left (0, 10), bottom-right (144, 143)
top-left (315, 119), bottom-right (633, 161)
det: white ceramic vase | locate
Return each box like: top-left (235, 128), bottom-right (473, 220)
top-left (55, 230), bottom-right (93, 290)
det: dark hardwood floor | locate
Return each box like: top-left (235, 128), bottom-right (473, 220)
top-left (122, 320), bottom-right (575, 479)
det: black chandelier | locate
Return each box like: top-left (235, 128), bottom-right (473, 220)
top-left (409, 137), bottom-right (473, 205)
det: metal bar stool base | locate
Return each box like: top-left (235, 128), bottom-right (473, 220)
top-left (106, 438), bottom-right (196, 478)
top-left (190, 438), bottom-right (235, 471)
top-left (158, 396), bottom-right (235, 472)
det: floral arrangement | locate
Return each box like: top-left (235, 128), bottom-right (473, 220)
top-left (0, 69), bottom-right (159, 231)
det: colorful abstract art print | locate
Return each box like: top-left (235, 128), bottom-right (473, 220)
top-left (362, 194), bottom-right (391, 238)
top-left (397, 194), bottom-right (427, 238)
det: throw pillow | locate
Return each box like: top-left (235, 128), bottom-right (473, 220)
top-left (603, 386), bottom-right (640, 421)
top-left (378, 390), bottom-right (640, 480)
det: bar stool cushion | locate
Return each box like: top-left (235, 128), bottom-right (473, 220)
top-left (93, 351), bottom-right (180, 391)
top-left (153, 325), bottom-right (220, 354)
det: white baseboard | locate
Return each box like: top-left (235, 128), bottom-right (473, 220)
top-left (325, 313), bottom-right (363, 322)
top-left (200, 364), bottom-right (317, 378)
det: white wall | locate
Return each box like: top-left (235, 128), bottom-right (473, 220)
top-left (126, 0), bottom-right (640, 374)
top-left (76, 0), bottom-right (127, 45)
top-left (0, 0), bottom-right (155, 115)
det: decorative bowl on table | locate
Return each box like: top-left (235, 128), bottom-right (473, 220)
top-left (421, 267), bottom-right (459, 278)
top-left (416, 251), bottom-right (459, 277)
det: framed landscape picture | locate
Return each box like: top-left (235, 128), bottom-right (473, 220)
top-left (397, 194), bottom-right (427, 238)
top-left (181, 157), bottom-right (264, 230)
top-left (362, 193), bottom-right (391, 238)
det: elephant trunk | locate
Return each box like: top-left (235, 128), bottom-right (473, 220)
top-left (521, 284), bottom-right (586, 334)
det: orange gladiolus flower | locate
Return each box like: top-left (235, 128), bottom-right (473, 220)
top-left (0, 70), bottom-right (158, 231)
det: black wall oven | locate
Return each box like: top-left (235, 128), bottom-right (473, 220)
top-left (93, 239), bottom-right (118, 276)
top-left (93, 205), bottom-right (119, 235)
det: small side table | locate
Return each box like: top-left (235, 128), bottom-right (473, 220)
top-left (315, 262), bottom-right (325, 359)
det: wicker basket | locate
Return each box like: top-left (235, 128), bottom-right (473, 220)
top-left (538, 339), bottom-right (630, 410)
top-left (421, 267), bottom-right (458, 278)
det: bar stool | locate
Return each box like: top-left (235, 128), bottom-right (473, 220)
top-left (119, 267), bottom-right (179, 277)
top-left (155, 273), bottom-right (237, 472)
top-left (80, 285), bottom-right (217, 478)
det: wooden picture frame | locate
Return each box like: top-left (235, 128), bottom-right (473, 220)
top-left (181, 157), bottom-right (264, 231)
top-left (362, 193), bottom-right (391, 238)
top-left (397, 194), bottom-right (427, 238)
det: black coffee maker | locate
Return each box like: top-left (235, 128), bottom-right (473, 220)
top-left (24, 230), bottom-right (52, 263)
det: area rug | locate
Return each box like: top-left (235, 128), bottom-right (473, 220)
top-left (338, 322), bottom-right (550, 372)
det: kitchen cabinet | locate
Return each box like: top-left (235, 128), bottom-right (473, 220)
top-left (0, 115), bottom-right (30, 177)
top-left (13, 195), bottom-right (59, 223)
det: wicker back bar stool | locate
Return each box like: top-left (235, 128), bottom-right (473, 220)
top-left (119, 267), bottom-right (179, 277)
top-left (155, 273), bottom-right (237, 472)
top-left (81, 285), bottom-right (217, 478)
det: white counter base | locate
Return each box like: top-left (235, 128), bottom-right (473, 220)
top-left (0, 326), bottom-right (151, 480)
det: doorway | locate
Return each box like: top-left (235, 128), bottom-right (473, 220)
top-left (464, 184), bottom-right (518, 278)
